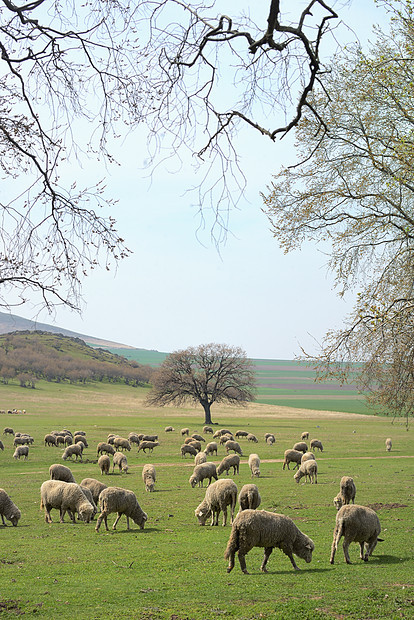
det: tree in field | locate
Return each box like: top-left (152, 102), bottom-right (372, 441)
top-left (145, 343), bottom-right (256, 424)
top-left (0, 0), bottom-right (338, 311)
top-left (262, 0), bottom-right (414, 424)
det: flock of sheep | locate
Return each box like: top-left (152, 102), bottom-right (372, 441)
top-left (0, 423), bottom-right (389, 574)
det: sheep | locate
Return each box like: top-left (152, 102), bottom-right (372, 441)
top-left (49, 464), bottom-right (76, 483)
top-left (13, 435), bottom-right (32, 446)
top-left (107, 434), bottom-right (118, 445)
top-left (164, 426), bottom-right (175, 432)
top-left (113, 451), bottom-right (129, 474)
top-left (247, 433), bottom-right (258, 443)
top-left (204, 441), bottom-right (218, 456)
top-left (181, 444), bottom-right (198, 458)
top-left (79, 478), bottom-right (108, 504)
top-left (266, 435), bottom-right (275, 445)
top-left (79, 486), bottom-right (98, 519)
top-left (0, 439), bottom-right (3, 450)
top-left (74, 430), bottom-right (85, 436)
top-left (184, 437), bottom-right (195, 445)
top-left (141, 434), bottom-right (158, 442)
top-left (294, 459), bottom-right (318, 484)
top-left (301, 432), bottom-right (309, 440)
top-left (44, 433), bottom-right (58, 447)
top-left (181, 428), bottom-right (189, 436)
top-left (224, 509), bottom-right (315, 574)
top-left (75, 441), bottom-right (85, 454)
top-left (137, 441), bottom-right (159, 453)
top-left (40, 480), bottom-right (94, 524)
top-left (98, 455), bottom-right (111, 475)
top-left (189, 462), bottom-right (218, 488)
top-left (333, 476), bottom-right (356, 510)
top-left (3, 427), bottom-right (14, 435)
top-left (194, 451), bottom-right (207, 466)
top-left (248, 453), bottom-right (261, 478)
top-left (301, 452), bottom-right (315, 464)
top-left (97, 442), bottom-right (116, 457)
top-left (217, 454), bottom-right (240, 476)
top-left (238, 484), bottom-right (261, 512)
top-left (219, 428), bottom-right (232, 436)
top-left (235, 430), bottom-right (249, 439)
top-left (219, 434), bottom-right (233, 445)
top-left (0, 489), bottom-right (21, 526)
top-left (195, 479), bottom-right (238, 526)
top-left (95, 487), bottom-right (147, 532)
top-left (225, 440), bottom-right (243, 456)
top-left (13, 445), bottom-right (29, 459)
top-left (385, 438), bottom-right (392, 452)
top-left (212, 430), bottom-right (221, 439)
top-left (203, 426), bottom-right (213, 434)
top-left (128, 434), bottom-right (140, 447)
top-left (293, 441), bottom-right (308, 453)
top-left (113, 437), bottom-right (131, 452)
top-left (282, 449), bottom-right (302, 470)
top-left (188, 440), bottom-right (201, 453)
top-left (63, 435), bottom-right (73, 446)
top-left (142, 464), bottom-right (156, 492)
top-left (62, 444), bottom-right (83, 461)
top-left (310, 439), bottom-right (323, 452)
top-left (330, 504), bottom-right (382, 564)
top-left (190, 434), bottom-right (204, 443)
top-left (264, 433), bottom-right (275, 442)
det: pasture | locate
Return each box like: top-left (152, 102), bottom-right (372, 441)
top-left (0, 381), bottom-right (412, 619)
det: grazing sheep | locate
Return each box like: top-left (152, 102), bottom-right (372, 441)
top-left (194, 451), bottom-right (207, 466)
top-left (213, 430), bottom-right (221, 439)
top-left (225, 441), bottom-right (243, 456)
top-left (189, 462), bottom-right (218, 488)
top-left (247, 433), bottom-right (258, 443)
top-left (44, 433), bottom-right (58, 447)
top-left (49, 464), bottom-right (76, 483)
top-left (301, 432), bottom-right (309, 440)
top-left (142, 464), bottom-right (156, 492)
top-left (13, 445), bottom-right (29, 460)
top-left (128, 434), bottom-right (140, 446)
top-left (191, 433), bottom-right (205, 442)
top-left (181, 428), bottom-right (189, 436)
top-left (98, 455), bottom-right (111, 475)
top-left (385, 438), bottom-right (392, 452)
top-left (137, 441), bottom-right (159, 453)
top-left (264, 433), bottom-right (275, 442)
top-left (79, 478), bottom-right (108, 504)
top-left (181, 444), bottom-right (198, 458)
top-left (40, 480), bottom-right (94, 524)
top-left (74, 430), bottom-right (85, 436)
top-left (330, 504), bottom-right (382, 564)
top-left (248, 453), bottom-right (261, 478)
top-left (113, 451), bottom-right (129, 474)
top-left (0, 489), bottom-right (21, 526)
top-left (74, 434), bottom-right (88, 448)
top-left (203, 426), bottom-right (213, 434)
top-left (195, 479), bottom-right (238, 526)
top-left (188, 440), bottom-right (202, 453)
top-left (204, 441), bottom-right (218, 456)
top-left (141, 434), bottom-right (158, 442)
top-left (333, 476), bottom-right (356, 510)
top-left (238, 484), bottom-right (261, 512)
top-left (293, 441), bottom-right (308, 453)
top-left (63, 435), bottom-right (72, 446)
top-left (113, 437), bottom-right (131, 452)
top-left (294, 459), bottom-right (318, 484)
top-left (219, 428), bottom-right (232, 436)
top-left (220, 434), bottom-right (233, 445)
top-left (266, 435), bottom-right (275, 445)
top-left (310, 439), bottom-right (323, 452)
top-left (3, 427), bottom-right (14, 435)
top-left (301, 452), bottom-right (315, 464)
top-left (13, 435), bottom-right (32, 446)
top-left (235, 430), bottom-right (249, 439)
top-left (184, 437), bottom-right (195, 445)
top-left (95, 487), bottom-right (147, 532)
top-left (225, 510), bottom-right (315, 574)
top-left (75, 441), bottom-right (85, 454)
top-left (217, 454), bottom-right (240, 476)
top-left (164, 426), bottom-right (174, 432)
top-left (97, 442), bottom-right (116, 457)
top-left (80, 486), bottom-right (98, 519)
top-left (107, 434), bottom-right (118, 445)
top-left (0, 439), bottom-right (4, 450)
top-left (62, 444), bottom-right (83, 461)
top-left (282, 449), bottom-right (302, 470)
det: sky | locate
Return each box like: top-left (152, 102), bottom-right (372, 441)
top-left (12, 1), bottom-right (391, 360)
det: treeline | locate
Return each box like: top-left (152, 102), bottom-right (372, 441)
top-left (0, 331), bottom-right (153, 388)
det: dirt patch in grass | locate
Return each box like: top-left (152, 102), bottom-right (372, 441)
top-left (0, 600), bottom-right (23, 615)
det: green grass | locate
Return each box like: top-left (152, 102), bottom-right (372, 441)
top-left (0, 380), bottom-right (412, 619)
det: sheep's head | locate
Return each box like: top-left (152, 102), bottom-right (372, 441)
top-left (134, 511), bottom-right (147, 529)
top-left (10, 509), bottom-right (21, 526)
top-left (189, 475), bottom-right (198, 488)
top-left (333, 494), bottom-right (343, 510)
top-left (195, 503), bottom-right (210, 526)
top-left (293, 471), bottom-right (302, 484)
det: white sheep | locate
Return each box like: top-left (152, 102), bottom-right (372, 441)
top-left (194, 451), bottom-right (207, 466)
top-left (98, 455), bottom-right (111, 475)
top-left (141, 434), bottom-right (158, 442)
top-left (217, 454), bottom-right (240, 476)
top-left (164, 426), bottom-right (175, 432)
top-left (238, 484), bottom-right (261, 512)
top-left (248, 453), bottom-right (260, 478)
top-left (333, 476), bottom-right (356, 510)
top-left (79, 478), bottom-right (108, 504)
top-left (74, 435), bottom-right (88, 448)
top-left (44, 434), bottom-right (58, 447)
top-left (204, 441), bottom-right (218, 456)
top-left (113, 437), bottom-right (131, 452)
top-left (203, 426), bottom-right (213, 434)
top-left (282, 449), bottom-right (302, 470)
top-left (49, 464), bottom-right (76, 483)
top-left (189, 462), bottom-right (218, 488)
top-left (142, 464), bottom-right (156, 492)
top-left (181, 428), bottom-right (189, 436)
top-left (310, 439), bottom-right (324, 452)
top-left (113, 451), bottom-right (129, 474)
top-left (95, 487), bottom-right (147, 532)
top-left (195, 479), bottom-right (238, 526)
top-left (128, 433), bottom-right (141, 446)
top-left (40, 480), bottom-right (94, 523)
top-left (80, 485), bottom-right (98, 519)
top-left (62, 444), bottom-right (83, 461)
top-left (330, 504), bottom-right (382, 564)
top-left (137, 441), bottom-right (159, 453)
top-left (181, 444), bottom-right (198, 458)
top-left (235, 430), bottom-right (249, 439)
top-left (294, 459), bottom-right (318, 484)
top-left (266, 435), bottom-right (275, 445)
top-left (293, 441), bottom-right (308, 453)
top-left (264, 432), bottom-right (275, 441)
top-left (191, 433), bottom-right (205, 442)
top-left (225, 509), bottom-right (315, 574)
top-left (247, 433), bottom-right (258, 443)
top-left (188, 440), bottom-right (202, 453)
top-left (225, 440), bottom-right (243, 456)
top-left (0, 488), bottom-right (21, 526)
top-left (385, 438), bottom-right (392, 452)
top-left (301, 432), bottom-right (309, 440)
top-left (97, 442), bottom-right (116, 456)
top-left (301, 452), bottom-right (315, 464)
top-left (13, 445), bottom-right (29, 459)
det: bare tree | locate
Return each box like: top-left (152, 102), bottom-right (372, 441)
top-left (145, 343), bottom-right (256, 424)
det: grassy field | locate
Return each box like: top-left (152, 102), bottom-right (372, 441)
top-left (0, 381), bottom-right (412, 619)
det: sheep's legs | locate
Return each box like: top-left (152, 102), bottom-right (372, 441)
top-left (112, 512), bottom-right (123, 530)
top-left (343, 540), bottom-right (352, 564)
top-left (261, 547), bottom-right (273, 573)
top-left (237, 551), bottom-right (249, 575)
top-left (285, 549), bottom-right (300, 570)
top-left (330, 528), bottom-right (340, 564)
top-left (95, 512), bottom-right (108, 532)
top-left (222, 508), bottom-right (227, 527)
top-left (364, 538), bottom-right (378, 561)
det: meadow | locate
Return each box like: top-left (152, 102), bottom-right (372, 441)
top-left (0, 380), bottom-right (412, 619)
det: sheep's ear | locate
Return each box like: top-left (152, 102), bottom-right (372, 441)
top-left (305, 544), bottom-right (313, 550)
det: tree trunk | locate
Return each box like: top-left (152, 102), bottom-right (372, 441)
top-left (201, 401), bottom-right (213, 425)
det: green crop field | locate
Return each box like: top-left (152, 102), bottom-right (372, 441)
top-left (0, 380), bottom-right (412, 619)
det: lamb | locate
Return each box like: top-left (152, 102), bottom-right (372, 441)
top-left (333, 476), bottom-right (356, 510)
top-left (164, 426), bottom-right (174, 432)
top-left (294, 459), bottom-right (318, 484)
top-left (113, 437), bottom-right (131, 452)
top-left (181, 444), bottom-right (198, 458)
top-left (204, 441), bottom-right (218, 456)
top-left (13, 445), bottom-right (29, 459)
top-left (330, 504), bottom-right (382, 564)
top-left (44, 433), bottom-right (58, 447)
top-left (248, 453), bottom-right (261, 478)
top-left (225, 440), bottom-right (243, 456)
top-left (95, 486), bottom-right (147, 532)
top-left (301, 451), bottom-right (315, 464)
top-left (98, 455), bottom-right (111, 475)
top-left (293, 441), bottom-right (308, 453)
top-left (301, 432), bottom-right (309, 440)
top-left (203, 426), bottom-right (213, 434)
top-left (40, 480), bottom-right (94, 523)
top-left (189, 462), bottom-right (218, 488)
top-left (181, 428), bottom-right (189, 436)
top-left (97, 442), bottom-right (116, 457)
top-left (79, 478), bottom-right (108, 504)
top-left (194, 451), bottom-right (207, 466)
top-left (247, 433), bottom-right (258, 443)
top-left (142, 464), bottom-right (156, 492)
top-left (282, 449), bottom-right (302, 470)
top-left (217, 454), bottom-right (240, 476)
top-left (238, 484), bottom-right (261, 512)
top-left (385, 438), bottom-right (392, 452)
top-left (137, 441), bottom-right (159, 453)
top-left (235, 430), bottom-right (249, 439)
top-left (191, 433), bottom-right (205, 442)
top-left (0, 489), bottom-right (21, 526)
top-left (310, 439), bottom-right (324, 452)
top-left (49, 464), bottom-right (76, 483)
top-left (195, 479), bottom-right (238, 526)
top-left (62, 444), bottom-right (83, 461)
top-left (224, 509), bottom-right (315, 574)
top-left (113, 451), bottom-right (129, 474)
